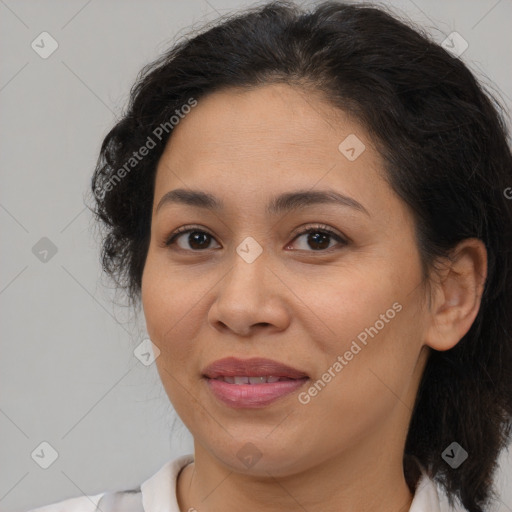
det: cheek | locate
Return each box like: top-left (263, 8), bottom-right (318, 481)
top-left (295, 258), bottom-right (423, 415)
top-left (292, 264), bottom-right (399, 352)
top-left (141, 257), bottom-right (203, 414)
top-left (141, 251), bottom-right (203, 360)
top-left (141, 251), bottom-right (236, 418)
top-left (298, 311), bottom-right (422, 456)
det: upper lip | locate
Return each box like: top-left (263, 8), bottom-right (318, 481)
top-left (202, 357), bottom-right (309, 379)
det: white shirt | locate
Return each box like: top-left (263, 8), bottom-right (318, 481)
top-left (28, 453), bottom-right (466, 512)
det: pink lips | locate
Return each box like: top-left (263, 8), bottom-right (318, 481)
top-left (202, 357), bottom-right (309, 408)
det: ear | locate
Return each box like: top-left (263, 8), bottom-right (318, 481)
top-left (424, 238), bottom-right (487, 352)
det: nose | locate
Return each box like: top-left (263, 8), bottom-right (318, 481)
top-left (207, 250), bottom-right (290, 337)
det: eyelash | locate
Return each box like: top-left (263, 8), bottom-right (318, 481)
top-left (164, 223), bottom-right (348, 252)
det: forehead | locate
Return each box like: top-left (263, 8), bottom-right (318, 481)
top-left (153, 83), bottom-right (389, 217)
top-left (160, 83), bottom-right (362, 165)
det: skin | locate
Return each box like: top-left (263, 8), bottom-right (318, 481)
top-left (141, 83), bottom-right (487, 512)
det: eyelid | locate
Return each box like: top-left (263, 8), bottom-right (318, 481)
top-left (289, 222), bottom-right (346, 241)
top-left (164, 224), bottom-right (218, 247)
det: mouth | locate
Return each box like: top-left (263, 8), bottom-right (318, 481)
top-left (202, 357), bottom-right (309, 408)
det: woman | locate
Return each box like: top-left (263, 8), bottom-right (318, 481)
top-left (30, 1), bottom-right (512, 511)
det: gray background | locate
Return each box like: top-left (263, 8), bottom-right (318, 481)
top-left (1, 0), bottom-right (511, 510)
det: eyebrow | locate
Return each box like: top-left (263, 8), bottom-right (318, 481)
top-left (155, 188), bottom-right (370, 217)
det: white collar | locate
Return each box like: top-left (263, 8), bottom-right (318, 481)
top-left (140, 454), bottom-right (460, 512)
top-left (409, 472), bottom-right (443, 512)
top-left (140, 453), bottom-right (194, 512)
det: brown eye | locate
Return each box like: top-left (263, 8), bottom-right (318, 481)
top-left (165, 228), bottom-right (221, 251)
top-left (287, 225), bottom-right (348, 252)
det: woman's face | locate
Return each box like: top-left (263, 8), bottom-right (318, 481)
top-left (141, 83), bottom-right (431, 476)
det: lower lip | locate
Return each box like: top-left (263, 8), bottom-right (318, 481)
top-left (205, 377), bottom-right (309, 408)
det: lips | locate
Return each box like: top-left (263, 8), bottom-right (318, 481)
top-left (202, 357), bottom-right (309, 380)
top-left (202, 357), bottom-right (309, 408)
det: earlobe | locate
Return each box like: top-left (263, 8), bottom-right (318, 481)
top-left (424, 238), bottom-right (487, 352)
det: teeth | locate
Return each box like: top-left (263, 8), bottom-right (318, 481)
top-left (249, 376), bottom-right (266, 384)
top-left (216, 375), bottom-right (288, 384)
